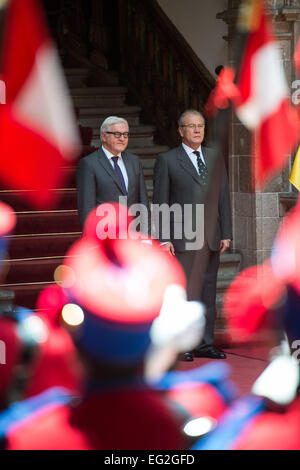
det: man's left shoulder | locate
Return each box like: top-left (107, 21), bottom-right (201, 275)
top-left (202, 146), bottom-right (226, 161)
top-left (202, 145), bottom-right (214, 156)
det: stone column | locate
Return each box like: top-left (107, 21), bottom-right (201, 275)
top-left (218, 0), bottom-right (300, 270)
top-left (0, 2), bottom-right (7, 71)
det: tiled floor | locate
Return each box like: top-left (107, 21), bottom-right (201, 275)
top-left (175, 346), bottom-right (270, 395)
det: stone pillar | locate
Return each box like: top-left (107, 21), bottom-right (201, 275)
top-left (218, 0), bottom-right (300, 270)
top-left (0, 3), bottom-right (7, 71)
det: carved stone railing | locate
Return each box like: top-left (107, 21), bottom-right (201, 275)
top-left (228, 0), bottom-right (300, 8)
top-left (44, 0), bottom-right (216, 146)
top-left (118, 0), bottom-right (215, 147)
top-left (44, 0), bottom-right (109, 69)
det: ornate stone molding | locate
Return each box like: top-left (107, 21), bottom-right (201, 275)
top-left (281, 8), bottom-right (300, 21)
top-left (218, 0), bottom-right (300, 25)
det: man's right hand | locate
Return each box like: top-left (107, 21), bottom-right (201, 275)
top-left (162, 242), bottom-right (175, 256)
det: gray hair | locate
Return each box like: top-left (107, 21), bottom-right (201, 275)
top-left (100, 116), bottom-right (129, 135)
top-left (178, 109), bottom-right (205, 127)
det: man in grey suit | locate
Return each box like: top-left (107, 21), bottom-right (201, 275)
top-left (153, 109), bottom-right (232, 361)
top-left (76, 116), bottom-right (150, 231)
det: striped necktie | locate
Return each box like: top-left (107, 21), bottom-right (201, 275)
top-left (111, 156), bottom-right (127, 194)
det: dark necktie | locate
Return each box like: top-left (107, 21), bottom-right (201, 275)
top-left (111, 156), bottom-right (127, 194)
top-left (193, 150), bottom-right (208, 185)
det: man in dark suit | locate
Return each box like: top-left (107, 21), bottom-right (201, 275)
top-left (153, 109), bottom-right (232, 361)
top-left (76, 116), bottom-right (150, 231)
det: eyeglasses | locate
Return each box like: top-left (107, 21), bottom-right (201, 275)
top-left (181, 124), bottom-right (205, 130)
top-left (105, 131), bottom-right (130, 138)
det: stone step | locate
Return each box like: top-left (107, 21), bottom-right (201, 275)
top-left (5, 256), bottom-right (65, 284)
top-left (218, 252), bottom-right (242, 277)
top-left (78, 145), bottom-right (98, 158)
top-left (93, 123), bottom-right (155, 135)
top-left (0, 282), bottom-right (55, 310)
top-left (216, 251), bottom-right (242, 315)
top-left (71, 86), bottom-right (127, 107)
top-left (62, 157), bottom-right (155, 187)
top-left (71, 86), bottom-right (127, 95)
top-left (14, 210), bottom-right (81, 236)
top-left (142, 164), bottom-right (154, 178)
top-left (0, 289), bottom-right (15, 312)
top-left (88, 141), bottom-right (169, 155)
top-left (142, 159), bottom-right (156, 170)
top-left (146, 180), bottom-right (153, 192)
top-left (64, 67), bottom-right (90, 87)
top-left (91, 124), bottom-right (156, 148)
top-left (216, 278), bottom-right (234, 308)
top-left (6, 158), bottom-right (155, 203)
top-left (0, 189), bottom-right (78, 212)
top-left (66, 67), bottom-right (120, 88)
top-left (7, 233), bottom-right (81, 259)
top-left (126, 145), bottom-right (169, 158)
top-left (78, 106), bottom-right (142, 127)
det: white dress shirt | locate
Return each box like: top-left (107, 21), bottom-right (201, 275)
top-left (102, 145), bottom-right (129, 191)
top-left (182, 143), bottom-right (206, 174)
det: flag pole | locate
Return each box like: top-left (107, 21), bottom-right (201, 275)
top-left (191, 1), bottom-right (254, 297)
top-left (0, 1), bottom-right (9, 73)
top-left (204, 0), bottom-right (257, 185)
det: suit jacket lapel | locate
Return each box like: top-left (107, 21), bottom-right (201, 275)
top-left (96, 148), bottom-right (127, 195)
top-left (202, 147), bottom-right (212, 175)
top-left (177, 146), bottom-right (201, 185)
top-left (202, 146), bottom-right (220, 186)
top-left (122, 151), bottom-right (134, 198)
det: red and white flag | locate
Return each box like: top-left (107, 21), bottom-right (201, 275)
top-left (235, 0), bottom-right (299, 188)
top-left (294, 35), bottom-right (300, 75)
top-left (0, 0), bottom-right (80, 208)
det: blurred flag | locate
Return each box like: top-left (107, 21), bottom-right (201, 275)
top-left (0, 75), bottom-right (5, 104)
top-left (234, 0), bottom-right (299, 188)
top-left (271, 197), bottom-right (300, 295)
top-left (291, 37), bottom-right (300, 192)
top-left (205, 66), bottom-right (240, 118)
top-left (289, 146), bottom-right (300, 192)
top-left (294, 36), bottom-right (300, 75)
top-left (0, 0), bottom-right (80, 208)
top-left (223, 261), bottom-right (285, 342)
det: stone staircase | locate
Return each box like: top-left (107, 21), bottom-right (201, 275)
top-left (0, 66), bottom-right (242, 316)
top-left (0, 67), bottom-right (169, 309)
